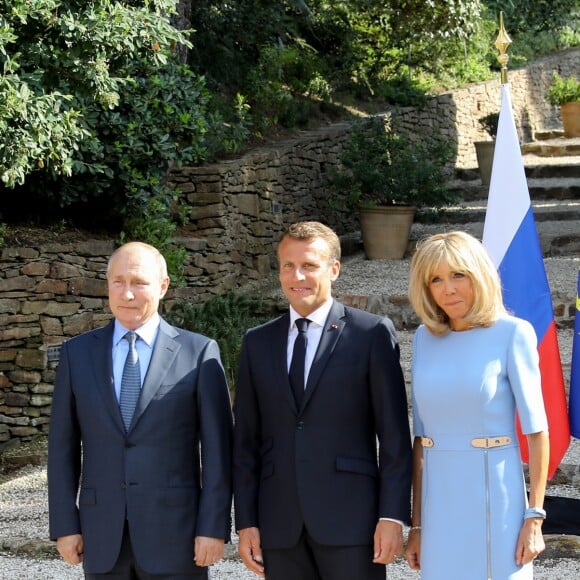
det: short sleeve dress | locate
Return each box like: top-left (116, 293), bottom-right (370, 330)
top-left (411, 315), bottom-right (548, 580)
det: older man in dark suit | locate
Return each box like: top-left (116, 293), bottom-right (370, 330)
top-left (233, 221), bottom-right (412, 580)
top-left (48, 241), bottom-right (233, 579)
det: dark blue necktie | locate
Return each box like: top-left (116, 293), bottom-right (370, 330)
top-left (289, 318), bottom-right (311, 408)
top-left (119, 331), bottom-right (141, 431)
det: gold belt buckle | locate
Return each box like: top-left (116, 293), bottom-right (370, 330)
top-left (420, 437), bottom-right (434, 448)
top-left (471, 436), bottom-right (512, 448)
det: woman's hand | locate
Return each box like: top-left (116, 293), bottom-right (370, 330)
top-left (404, 527), bottom-right (421, 570)
top-left (515, 518), bottom-right (545, 565)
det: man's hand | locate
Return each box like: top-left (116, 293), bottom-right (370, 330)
top-left (238, 527), bottom-right (265, 576)
top-left (194, 536), bottom-right (225, 567)
top-left (373, 520), bottom-right (403, 564)
top-left (56, 534), bottom-right (84, 565)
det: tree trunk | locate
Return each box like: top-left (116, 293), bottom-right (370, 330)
top-left (171, 0), bottom-right (192, 64)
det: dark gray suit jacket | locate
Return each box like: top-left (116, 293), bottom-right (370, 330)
top-left (48, 318), bottom-right (233, 574)
top-left (233, 300), bottom-right (412, 550)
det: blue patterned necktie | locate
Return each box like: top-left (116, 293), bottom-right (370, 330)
top-left (119, 331), bottom-right (141, 431)
top-left (289, 318), bottom-right (311, 408)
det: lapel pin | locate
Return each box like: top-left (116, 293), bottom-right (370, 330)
top-left (331, 324), bottom-right (338, 329)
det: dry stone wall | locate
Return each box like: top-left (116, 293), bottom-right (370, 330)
top-left (1, 49), bottom-right (578, 448)
top-left (0, 242), bottom-right (114, 447)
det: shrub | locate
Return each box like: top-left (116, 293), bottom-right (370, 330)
top-left (164, 291), bottom-right (274, 389)
top-left (478, 112), bottom-right (499, 139)
top-left (545, 72), bottom-right (580, 106)
top-left (332, 116), bottom-right (458, 211)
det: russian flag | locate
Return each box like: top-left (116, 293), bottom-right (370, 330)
top-left (482, 84), bottom-right (570, 479)
top-left (570, 271), bottom-right (580, 438)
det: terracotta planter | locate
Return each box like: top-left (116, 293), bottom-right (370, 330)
top-left (359, 205), bottom-right (416, 260)
top-left (473, 140), bottom-right (495, 186)
top-left (561, 102), bottom-right (580, 138)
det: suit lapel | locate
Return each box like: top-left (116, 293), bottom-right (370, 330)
top-left (271, 313), bottom-right (299, 412)
top-left (301, 301), bottom-right (346, 409)
top-left (130, 318), bottom-right (180, 431)
top-left (90, 321), bottom-right (124, 431)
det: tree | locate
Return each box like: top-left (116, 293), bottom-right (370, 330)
top-left (0, 2), bottom-right (233, 241)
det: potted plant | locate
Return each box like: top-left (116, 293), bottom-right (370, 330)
top-left (474, 112), bottom-right (499, 187)
top-left (332, 116), bottom-right (458, 259)
top-left (545, 72), bottom-right (580, 138)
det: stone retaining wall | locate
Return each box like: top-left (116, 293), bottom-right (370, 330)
top-left (1, 50), bottom-right (578, 448)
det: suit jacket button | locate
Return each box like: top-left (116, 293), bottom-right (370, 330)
top-left (297, 421), bottom-right (304, 430)
top-left (120, 482), bottom-right (127, 489)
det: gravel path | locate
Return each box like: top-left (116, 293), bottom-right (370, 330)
top-left (0, 435), bottom-right (577, 579)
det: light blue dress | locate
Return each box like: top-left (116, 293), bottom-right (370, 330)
top-left (411, 316), bottom-right (548, 580)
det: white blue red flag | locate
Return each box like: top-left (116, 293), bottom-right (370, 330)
top-left (570, 272), bottom-right (580, 438)
top-left (482, 83), bottom-right (570, 478)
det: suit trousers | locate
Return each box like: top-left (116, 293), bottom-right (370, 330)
top-left (262, 528), bottom-right (385, 580)
top-left (84, 523), bottom-right (209, 580)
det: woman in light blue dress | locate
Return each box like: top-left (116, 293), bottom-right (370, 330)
top-left (404, 231), bottom-right (549, 579)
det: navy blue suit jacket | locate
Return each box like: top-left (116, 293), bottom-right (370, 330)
top-left (233, 301), bottom-right (412, 550)
top-left (48, 318), bottom-right (233, 574)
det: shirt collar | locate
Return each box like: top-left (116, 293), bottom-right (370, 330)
top-left (289, 298), bottom-right (333, 330)
top-left (113, 312), bottom-right (160, 347)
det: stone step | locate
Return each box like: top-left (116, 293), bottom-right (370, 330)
top-left (522, 137), bottom-right (580, 157)
top-left (449, 175), bottom-right (580, 202)
top-left (415, 199), bottom-right (580, 257)
top-left (457, 159), bottom-right (580, 182)
top-left (456, 146), bottom-right (580, 182)
top-left (429, 199), bottom-right (580, 224)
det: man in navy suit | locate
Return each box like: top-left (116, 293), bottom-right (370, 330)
top-left (233, 221), bottom-right (412, 579)
top-left (48, 242), bottom-right (233, 579)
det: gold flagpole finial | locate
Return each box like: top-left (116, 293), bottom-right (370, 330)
top-left (495, 12), bottom-right (512, 84)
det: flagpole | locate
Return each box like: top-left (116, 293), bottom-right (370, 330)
top-left (483, 14), bottom-right (571, 478)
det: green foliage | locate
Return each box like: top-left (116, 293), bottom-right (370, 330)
top-left (0, 1), bottom-right (250, 283)
top-left (483, 0), bottom-right (578, 35)
top-left (332, 116), bottom-right (458, 210)
top-left (0, 0), bottom-right (251, 282)
top-left (482, 1), bottom-right (580, 68)
top-left (545, 72), bottom-right (580, 106)
top-left (120, 196), bottom-right (189, 288)
top-left (478, 112), bottom-right (499, 138)
top-left (164, 291), bottom-right (273, 389)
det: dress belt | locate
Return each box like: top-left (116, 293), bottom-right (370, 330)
top-left (420, 434), bottom-right (515, 451)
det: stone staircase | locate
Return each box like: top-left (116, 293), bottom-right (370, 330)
top-left (426, 134), bottom-right (580, 256)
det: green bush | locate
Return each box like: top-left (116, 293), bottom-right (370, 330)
top-left (545, 72), bottom-right (580, 106)
top-left (332, 116), bottom-right (458, 211)
top-left (164, 291), bottom-right (274, 389)
top-left (0, 1), bottom-right (250, 281)
top-left (478, 112), bottom-right (499, 138)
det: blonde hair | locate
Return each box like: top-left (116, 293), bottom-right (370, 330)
top-left (281, 221), bottom-right (341, 262)
top-left (409, 231), bottom-right (506, 335)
